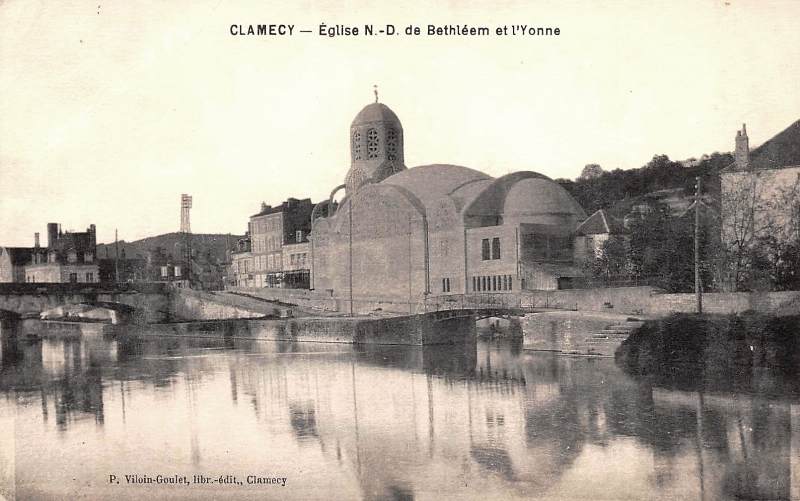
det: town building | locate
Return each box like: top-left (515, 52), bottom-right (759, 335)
top-left (141, 247), bottom-right (190, 288)
top-left (248, 198), bottom-right (314, 288)
top-left (281, 241), bottom-right (311, 289)
top-left (310, 99), bottom-right (588, 306)
top-left (573, 209), bottom-right (625, 262)
top-left (97, 256), bottom-right (147, 284)
top-left (94, 233), bottom-right (237, 290)
top-left (228, 234), bottom-right (254, 287)
top-left (24, 223), bottom-right (100, 283)
top-left (720, 121), bottom-right (800, 250)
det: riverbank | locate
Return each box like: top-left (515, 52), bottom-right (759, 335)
top-left (615, 312), bottom-right (800, 396)
top-left (11, 310), bottom-right (479, 346)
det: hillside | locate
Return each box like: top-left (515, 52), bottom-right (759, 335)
top-left (558, 119), bottom-right (800, 216)
top-left (96, 232), bottom-right (242, 263)
top-left (556, 152), bottom-right (731, 217)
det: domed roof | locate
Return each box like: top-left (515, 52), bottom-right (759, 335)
top-left (381, 164), bottom-right (491, 205)
top-left (503, 177), bottom-right (586, 218)
top-left (351, 102), bottom-right (402, 127)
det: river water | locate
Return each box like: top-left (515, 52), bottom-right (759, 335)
top-left (1, 326), bottom-right (799, 500)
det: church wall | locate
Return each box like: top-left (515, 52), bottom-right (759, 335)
top-left (426, 197), bottom-right (465, 296)
top-left (465, 225), bottom-right (518, 293)
top-left (427, 228), bottom-right (463, 295)
top-left (311, 187), bottom-right (428, 305)
top-left (310, 220), bottom-right (336, 293)
top-left (508, 213), bottom-right (584, 230)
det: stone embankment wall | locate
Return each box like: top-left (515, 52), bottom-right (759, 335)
top-left (133, 311), bottom-right (475, 346)
top-left (228, 285), bottom-right (800, 317)
top-left (169, 289), bottom-right (289, 321)
top-left (517, 287), bottom-right (800, 317)
top-left (227, 287), bottom-right (341, 312)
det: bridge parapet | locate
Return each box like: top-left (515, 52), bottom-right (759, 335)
top-left (424, 293), bottom-right (577, 314)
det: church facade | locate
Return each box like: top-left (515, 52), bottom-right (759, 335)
top-left (310, 100), bottom-right (588, 309)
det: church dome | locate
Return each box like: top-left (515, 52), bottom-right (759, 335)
top-left (502, 177), bottom-right (586, 218)
top-left (381, 164), bottom-right (491, 205)
top-left (351, 103), bottom-right (402, 127)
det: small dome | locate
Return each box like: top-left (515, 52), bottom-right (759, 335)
top-left (503, 177), bottom-right (586, 218)
top-left (351, 103), bottom-right (402, 127)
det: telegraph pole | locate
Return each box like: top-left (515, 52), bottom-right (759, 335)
top-left (114, 228), bottom-right (119, 284)
top-left (348, 202), bottom-right (354, 317)
top-left (408, 215), bottom-right (412, 314)
top-left (694, 176), bottom-right (703, 314)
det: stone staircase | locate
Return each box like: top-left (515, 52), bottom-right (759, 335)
top-left (569, 318), bottom-right (645, 357)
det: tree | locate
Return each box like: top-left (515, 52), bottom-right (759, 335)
top-left (581, 236), bottom-right (629, 285)
top-left (719, 172), bottom-right (800, 291)
top-left (579, 164), bottom-right (604, 180)
top-left (622, 203), bottom-right (716, 292)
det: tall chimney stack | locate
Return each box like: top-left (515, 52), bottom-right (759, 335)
top-left (34, 232), bottom-right (40, 248)
top-left (47, 223), bottom-right (59, 248)
top-left (735, 123), bottom-right (750, 170)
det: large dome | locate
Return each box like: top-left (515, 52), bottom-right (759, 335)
top-left (351, 103), bottom-right (402, 127)
top-left (381, 164), bottom-right (491, 205)
top-left (503, 177), bottom-right (586, 218)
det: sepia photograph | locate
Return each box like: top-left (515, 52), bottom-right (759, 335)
top-left (1, 1), bottom-right (800, 499)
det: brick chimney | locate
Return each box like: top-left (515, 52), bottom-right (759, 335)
top-left (34, 232), bottom-right (40, 248)
top-left (735, 123), bottom-right (750, 170)
top-left (47, 223), bottom-right (59, 248)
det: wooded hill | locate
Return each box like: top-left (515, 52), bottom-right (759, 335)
top-left (555, 152), bottom-right (732, 219)
top-left (96, 232), bottom-right (242, 263)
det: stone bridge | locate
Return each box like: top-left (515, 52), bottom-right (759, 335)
top-left (0, 283), bottom-right (171, 323)
top-left (0, 284), bottom-right (297, 325)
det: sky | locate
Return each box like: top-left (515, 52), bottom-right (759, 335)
top-left (1, 0), bottom-right (799, 246)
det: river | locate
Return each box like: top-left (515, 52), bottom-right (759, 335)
top-left (0, 324), bottom-right (798, 500)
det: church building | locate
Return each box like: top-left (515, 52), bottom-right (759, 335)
top-left (310, 99), bottom-right (587, 310)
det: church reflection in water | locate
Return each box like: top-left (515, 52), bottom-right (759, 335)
top-left (1, 324), bottom-right (799, 500)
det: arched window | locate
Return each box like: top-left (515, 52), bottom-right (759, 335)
top-left (387, 128), bottom-right (398, 160)
top-left (352, 130), bottom-right (362, 160)
top-left (367, 128), bottom-right (379, 159)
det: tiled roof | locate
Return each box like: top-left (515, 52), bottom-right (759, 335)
top-left (575, 210), bottom-right (624, 235)
top-left (251, 198), bottom-right (313, 218)
top-left (749, 119), bottom-right (800, 170)
top-left (724, 119), bottom-right (800, 172)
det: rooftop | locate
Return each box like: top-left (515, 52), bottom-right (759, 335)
top-left (575, 209), bottom-right (625, 235)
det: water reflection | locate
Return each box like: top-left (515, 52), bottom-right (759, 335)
top-left (0, 324), bottom-right (799, 500)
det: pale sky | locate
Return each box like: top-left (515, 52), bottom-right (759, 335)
top-left (1, 0), bottom-right (799, 246)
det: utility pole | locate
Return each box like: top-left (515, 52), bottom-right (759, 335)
top-left (408, 215), bottom-right (412, 314)
top-left (114, 228), bottom-right (119, 284)
top-left (186, 231), bottom-right (193, 289)
top-left (694, 176), bottom-right (703, 314)
top-left (348, 202), bottom-right (354, 317)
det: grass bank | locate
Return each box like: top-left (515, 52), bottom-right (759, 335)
top-left (615, 312), bottom-right (800, 396)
